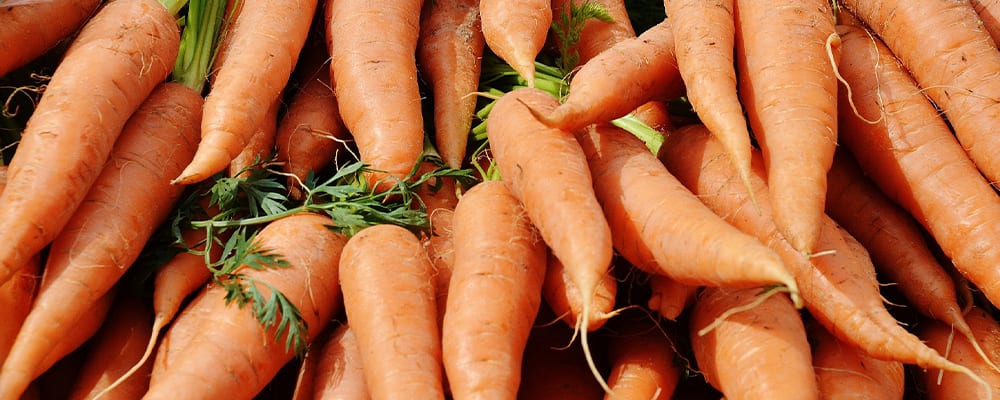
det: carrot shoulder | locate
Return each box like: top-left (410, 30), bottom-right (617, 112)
top-left (0, 0), bottom-right (180, 287)
top-left (0, 0), bottom-right (101, 77)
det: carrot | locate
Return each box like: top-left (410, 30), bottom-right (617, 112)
top-left (666, 0), bottom-right (754, 201)
top-left (229, 97), bottom-right (280, 178)
top-left (689, 286), bottom-right (818, 400)
top-left (67, 295), bottom-right (154, 400)
top-left (517, 320), bottom-right (606, 400)
top-left (920, 306), bottom-right (1000, 399)
top-left (0, 0), bottom-right (181, 287)
top-left (808, 319), bottom-right (906, 400)
top-left (840, 0), bottom-right (1000, 186)
top-left (0, 80), bottom-right (201, 399)
top-left (733, 0), bottom-right (839, 254)
top-left (646, 274), bottom-right (697, 321)
top-left (145, 212), bottom-right (347, 399)
top-left (325, 0), bottom-right (426, 192)
top-left (291, 337), bottom-right (320, 400)
top-left (0, 0), bottom-right (101, 77)
top-left (577, 122), bottom-right (800, 304)
top-left (338, 224), bottom-right (445, 399)
top-left (531, 20), bottom-right (685, 133)
top-left (659, 123), bottom-right (988, 389)
top-left (549, 0), bottom-right (635, 67)
top-left (312, 323), bottom-right (370, 400)
top-left (0, 254), bottom-right (38, 367)
top-left (603, 313), bottom-right (681, 400)
top-left (541, 250), bottom-right (618, 332)
top-left (417, 0), bottom-right (485, 169)
top-left (479, 0), bottom-right (552, 88)
top-left (834, 24), bottom-right (1000, 317)
top-left (971, 0), bottom-right (1000, 46)
top-left (441, 180), bottom-right (547, 399)
top-left (173, 0), bottom-right (316, 185)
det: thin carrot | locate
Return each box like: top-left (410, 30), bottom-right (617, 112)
top-left (0, 0), bottom-right (181, 287)
top-left (312, 323), bottom-right (370, 400)
top-left (0, 0), bottom-right (101, 77)
top-left (541, 250), bottom-right (618, 332)
top-left (603, 313), bottom-right (681, 400)
top-left (733, 0), bottom-right (840, 254)
top-left (173, 0), bottom-right (317, 185)
top-left (840, 0), bottom-right (1000, 186)
top-left (479, 0), bottom-right (552, 88)
top-left (808, 318), bottom-right (906, 400)
top-left (646, 274), bottom-right (697, 321)
top-left (338, 224), bottom-right (445, 399)
top-left (145, 212), bottom-right (348, 399)
top-left (689, 286), bottom-right (819, 400)
top-left (417, 0), bottom-right (485, 169)
top-left (325, 0), bottom-right (426, 192)
top-left (920, 306), bottom-right (1000, 399)
top-left (549, 0), bottom-right (635, 67)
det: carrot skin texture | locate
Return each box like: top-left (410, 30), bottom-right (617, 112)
top-left (841, 0), bottom-right (1000, 186)
top-left (145, 213), bottom-right (347, 400)
top-left (834, 24), bottom-right (1000, 312)
top-left (971, 0), bottom-right (1000, 46)
top-left (646, 274), bottom-right (697, 321)
top-left (0, 0), bottom-right (180, 286)
top-left (229, 97), bottom-right (280, 178)
top-left (339, 224), bottom-right (445, 400)
top-left (442, 180), bottom-right (547, 399)
top-left (479, 0), bottom-right (551, 88)
top-left (0, 255), bottom-right (38, 367)
top-left (734, 0), bottom-right (839, 254)
top-left (808, 320), bottom-right (906, 400)
top-left (0, 0), bottom-right (101, 77)
top-left (603, 315), bottom-right (680, 399)
top-left (920, 307), bottom-right (1000, 399)
top-left (312, 324), bottom-right (370, 400)
top-left (541, 251), bottom-right (617, 332)
top-left (326, 0), bottom-right (426, 191)
top-left (690, 287), bottom-right (819, 400)
top-left (417, 0), bottom-right (485, 169)
top-left (67, 296), bottom-right (155, 400)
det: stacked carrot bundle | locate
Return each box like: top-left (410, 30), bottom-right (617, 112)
top-left (2, 0), bottom-right (1000, 399)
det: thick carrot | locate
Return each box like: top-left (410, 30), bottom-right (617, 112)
top-left (808, 319), bottom-right (906, 400)
top-left (689, 286), bottom-right (818, 400)
top-left (920, 306), bottom-right (1000, 399)
top-left (549, 0), bottom-right (635, 66)
top-left (971, 0), bottom-right (1000, 45)
top-left (338, 224), bottom-right (445, 399)
top-left (0, 81), bottom-right (200, 399)
top-left (541, 250), bottom-right (618, 332)
top-left (577, 122), bottom-right (800, 304)
top-left (603, 313), bottom-right (681, 399)
top-left (532, 20), bottom-right (685, 133)
top-left (442, 180), bottom-right (547, 399)
top-left (840, 0), bottom-right (1000, 186)
top-left (145, 212), bottom-right (347, 399)
top-left (229, 97), bottom-right (280, 178)
top-left (173, 0), bottom-right (316, 185)
top-left (733, 0), bottom-right (839, 254)
top-left (67, 295), bottom-right (154, 400)
top-left (834, 24), bottom-right (1000, 315)
top-left (666, 0), bottom-right (753, 199)
top-left (0, 254), bottom-right (38, 367)
top-left (312, 323), bottom-right (370, 400)
top-left (0, 0), bottom-right (101, 77)
top-left (325, 0), bottom-right (425, 192)
top-left (646, 274), bottom-right (697, 321)
top-left (659, 123), bottom-right (987, 387)
top-left (0, 0), bottom-right (180, 287)
top-left (417, 0), bottom-right (485, 169)
top-left (479, 0), bottom-right (551, 88)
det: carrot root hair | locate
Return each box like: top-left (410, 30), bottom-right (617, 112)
top-left (90, 314), bottom-right (167, 400)
top-left (696, 286), bottom-right (790, 337)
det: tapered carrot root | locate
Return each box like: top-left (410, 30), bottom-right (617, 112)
top-left (541, 251), bottom-right (618, 332)
top-left (920, 306), bottom-right (1000, 399)
top-left (146, 213), bottom-right (348, 399)
top-left (808, 319), bottom-right (906, 400)
top-left (479, 0), bottom-right (552, 88)
top-left (0, 0), bottom-right (180, 287)
top-left (0, 0), bottom-right (101, 77)
top-left (174, 0), bottom-right (317, 185)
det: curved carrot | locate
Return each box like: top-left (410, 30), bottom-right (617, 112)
top-left (67, 295), bottom-right (154, 400)
top-left (442, 180), bottom-right (547, 399)
top-left (325, 0), bottom-right (425, 192)
top-left (808, 319), bottom-right (905, 400)
top-left (0, 0), bottom-right (101, 77)
top-left (734, 0), bottom-right (839, 254)
top-left (550, 0), bottom-right (635, 66)
top-left (146, 212), bottom-right (348, 399)
top-left (173, 0), bottom-right (316, 185)
top-left (0, 0), bottom-right (180, 287)
top-left (479, 0), bottom-right (552, 88)
top-left (920, 306), bottom-right (1000, 399)
top-left (604, 314), bottom-right (681, 399)
top-left (840, 0), bottom-right (1000, 186)
top-left (312, 323), bottom-right (370, 400)
top-left (338, 224), bottom-right (445, 399)
top-left (417, 0), bottom-right (485, 168)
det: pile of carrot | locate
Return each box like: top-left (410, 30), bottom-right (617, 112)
top-left (4, 0), bottom-right (1000, 398)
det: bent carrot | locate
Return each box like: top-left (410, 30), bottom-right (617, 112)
top-left (920, 306), bottom-right (1000, 399)
top-left (479, 0), bottom-right (552, 88)
top-left (145, 212), bottom-right (347, 399)
top-left (67, 295), bottom-right (154, 400)
top-left (0, 0), bottom-right (180, 287)
top-left (808, 319), bottom-right (906, 400)
top-left (0, 0), bottom-right (101, 77)
top-left (338, 224), bottom-right (445, 399)
top-left (312, 323), bottom-right (370, 400)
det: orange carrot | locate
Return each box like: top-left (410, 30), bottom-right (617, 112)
top-left (541, 251), bottom-right (618, 332)
top-left (549, 0), bottom-right (635, 66)
top-left (840, 0), bottom-right (1000, 186)
top-left (173, 0), bottom-right (316, 185)
top-left (834, 23), bottom-right (1000, 316)
top-left (145, 212), bottom-right (347, 399)
top-left (338, 224), bottom-right (445, 399)
top-left (417, 0), bottom-right (485, 168)
top-left (312, 323), bottom-right (370, 400)
top-left (0, 81), bottom-right (201, 399)
top-left (442, 180), bottom-right (548, 399)
top-left (920, 306), bottom-right (1000, 399)
top-left (0, 254), bottom-right (38, 367)
top-left (603, 313), bottom-right (681, 399)
top-left (229, 97), bottom-right (280, 178)
top-left (479, 0), bottom-right (552, 88)
top-left (808, 319), bottom-right (906, 400)
top-left (0, 0), bottom-right (180, 287)
top-left (67, 295), bottom-right (154, 400)
top-left (325, 0), bottom-right (426, 191)
top-left (646, 274), bottom-right (697, 321)
top-left (666, 0), bottom-right (753, 199)
top-left (733, 0), bottom-right (839, 254)
top-left (0, 0), bottom-right (101, 77)
top-left (971, 0), bottom-right (1000, 45)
